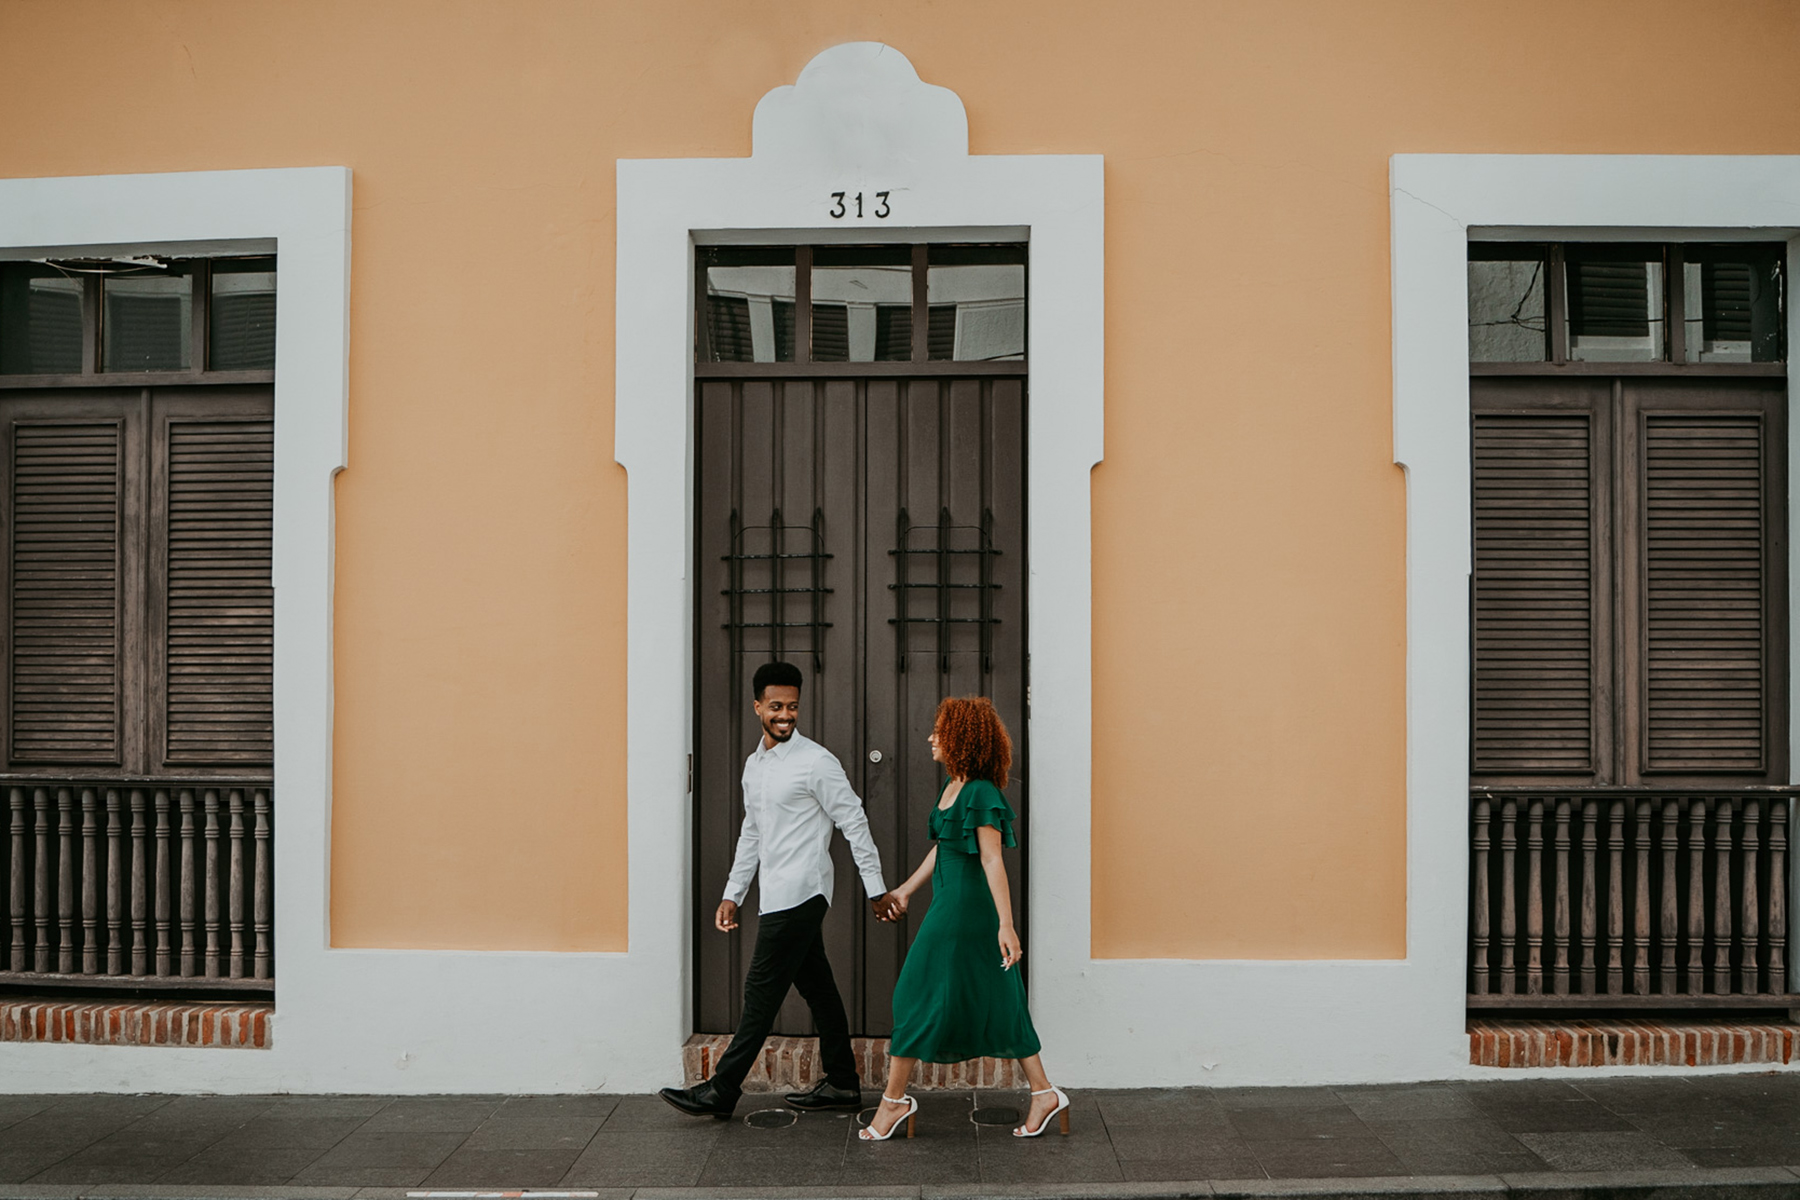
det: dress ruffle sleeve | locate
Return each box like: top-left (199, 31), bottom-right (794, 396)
top-left (935, 779), bottom-right (1018, 854)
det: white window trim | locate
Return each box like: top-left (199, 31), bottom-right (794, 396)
top-left (1393, 155), bottom-right (1800, 1075)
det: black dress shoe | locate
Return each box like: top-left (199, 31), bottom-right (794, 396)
top-left (784, 1078), bottom-right (863, 1111)
top-left (659, 1081), bottom-right (736, 1119)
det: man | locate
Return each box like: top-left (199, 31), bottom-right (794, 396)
top-left (660, 660), bottom-right (892, 1118)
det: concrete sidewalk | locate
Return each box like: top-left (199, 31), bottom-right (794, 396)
top-left (0, 1075), bottom-right (1796, 1200)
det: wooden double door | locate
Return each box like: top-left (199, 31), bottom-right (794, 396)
top-left (693, 372), bottom-right (1027, 1036)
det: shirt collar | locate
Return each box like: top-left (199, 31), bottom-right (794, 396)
top-left (756, 731), bottom-right (805, 761)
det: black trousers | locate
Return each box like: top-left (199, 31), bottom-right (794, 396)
top-left (710, 894), bottom-right (858, 1099)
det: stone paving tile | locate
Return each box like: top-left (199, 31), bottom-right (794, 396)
top-left (1515, 1130), bottom-right (1698, 1172)
top-left (1680, 1142), bottom-right (1800, 1169)
top-left (974, 1124), bottom-right (1124, 1185)
top-left (696, 1144), bottom-right (847, 1187)
top-left (200, 1116), bottom-right (368, 1151)
top-left (289, 1163), bottom-right (434, 1188)
top-left (1571, 1077), bottom-right (1707, 1114)
top-left (561, 1130), bottom-right (717, 1188)
top-left (1467, 1100), bottom-right (1637, 1135)
top-left (1361, 1118), bottom-right (1549, 1176)
top-left (1247, 1136), bottom-right (1410, 1179)
top-left (1104, 1124), bottom-right (1254, 1163)
top-left (838, 1127), bottom-right (981, 1185)
top-left (155, 1144), bottom-right (328, 1185)
top-left (259, 1097), bottom-right (394, 1121)
top-left (1213, 1088), bottom-right (1344, 1111)
top-left (355, 1099), bottom-right (502, 1134)
top-left (1457, 1080), bottom-right (1589, 1104)
top-left (0, 1099), bottom-right (54, 1133)
top-left (122, 1096), bottom-right (278, 1127)
top-left (1119, 1150), bottom-right (1267, 1183)
top-left (458, 1116), bottom-right (603, 1150)
top-left (34, 1097), bottom-right (172, 1123)
top-left (1334, 1085), bottom-right (1484, 1123)
top-left (0, 1149), bottom-right (79, 1185)
top-left (1228, 1104), bottom-right (1373, 1143)
top-left (1622, 1107), bottom-right (1800, 1150)
top-left (420, 1148), bottom-right (581, 1186)
top-left (1096, 1090), bottom-right (1235, 1132)
top-left (493, 1094), bottom-right (619, 1120)
top-left (600, 1095), bottom-right (726, 1133)
top-left (296, 1132), bottom-right (466, 1174)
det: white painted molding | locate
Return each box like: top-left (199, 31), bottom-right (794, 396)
top-left (752, 42), bottom-right (967, 165)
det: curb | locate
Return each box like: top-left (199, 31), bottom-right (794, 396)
top-left (2, 1168), bottom-right (1799, 1200)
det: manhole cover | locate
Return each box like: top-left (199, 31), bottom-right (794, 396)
top-left (744, 1108), bottom-right (797, 1129)
top-left (971, 1106), bottom-right (1020, 1126)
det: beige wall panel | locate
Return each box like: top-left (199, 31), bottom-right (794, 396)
top-left (3, 0), bottom-right (1796, 956)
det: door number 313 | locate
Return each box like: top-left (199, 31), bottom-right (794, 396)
top-left (829, 191), bottom-right (891, 219)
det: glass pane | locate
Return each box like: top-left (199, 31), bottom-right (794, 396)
top-left (103, 268), bottom-right (193, 371)
top-left (1682, 247), bottom-right (1783, 364)
top-left (927, 247), bottom-right (1026, 361)
top-left (812, 248), bottom-right (912, 362)
top-left (1566, 249), bottom-right (1664, 362)
top-left (0, 264), bottom-right (84, 374)
top-left (211, 257), bottom-right (277, 370)
top-left (702, 249), bottom-right (795, 363)
top-left (1467, 254), bottom-right (1547, 362)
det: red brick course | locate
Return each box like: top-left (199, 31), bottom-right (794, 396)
top-left (1469, 1018), bottom-right (1797, 1068)
top-left (683, 1034), bottom-right (1025, 1091)
top-left (0, 998), bottom-right (271, 1049)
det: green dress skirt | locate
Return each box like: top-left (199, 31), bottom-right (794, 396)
top-left (888, 778), bottom-right (1042, 1063)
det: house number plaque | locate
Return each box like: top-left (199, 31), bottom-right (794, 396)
top-left (828, 191), bottom-right (891, 219)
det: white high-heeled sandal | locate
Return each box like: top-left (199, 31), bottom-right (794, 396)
top-left (1012, 1085), bottom-right (1071, 1137)
top-left (858, 1093), bottom-right (919, 1141)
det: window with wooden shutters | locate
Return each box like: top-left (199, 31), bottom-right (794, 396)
top-left (0, 392), bottom-right (272, 777)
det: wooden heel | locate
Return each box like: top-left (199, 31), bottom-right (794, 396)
top-left (906, 1113), bottom-right (916, 1138)
top-left (1058, 1110), bottom-right (1070, 1135)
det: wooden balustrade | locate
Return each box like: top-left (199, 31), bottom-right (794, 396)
top-left (1469, 789), bottom-right (1792, 1008)
top-left (1, 780), bottom-right (271, 993)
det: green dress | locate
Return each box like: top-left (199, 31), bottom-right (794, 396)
top-left (888, 778), bottom-right (1042, 1063)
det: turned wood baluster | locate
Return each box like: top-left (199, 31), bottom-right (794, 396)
top-left (1607, 799), bottom-right (1625, 995)
top-left (253, 790), bottom-right (271, 980)
top-left (153, 790), bottom-right (171, 975)
top-left (105, 790), bottom-right (123, 975)
top-left (56, 788), bottom-right (74, 973)
top-left (1580, 800), bottom-right (1598, 994)
top-left (228, 790), bottom-right (245, 978)
top-left (1553, 799), bottom-right (1571, 995)
top-left (1714, 798), bottom-right (1735, 994)
top-left (8, 788), bottom-right (25, 970)
top-left (129, 790), bottom-right (147, 975)
top-left (1526, 799), bottom-right (1544, 994)
top-left (1659, 798), bottom-right (1678, 995)
top-left (33, 788), bottom-right (50, 972)
top-left (1632, 797), bottom-right (1651, 994)
top-left (1739, 798), bottom-right (1760, 995)
top-left (1499, 798), bottom-right (1518, 993)
top-left (204, 789), bottom-right (221, 978)
top-left (1472, 798), bottom-right (1491, 994)
top-left (178, 790), bottom-right (196, 976)
top-left (80, 790), bottom-right (98, 974)
top-left (1687, 798), bottom-right (1707, 993)
top-left (1768, 801), bottom-right (1788, 995)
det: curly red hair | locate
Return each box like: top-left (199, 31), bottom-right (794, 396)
top-left (933, 696), bottom-right (1013, 788)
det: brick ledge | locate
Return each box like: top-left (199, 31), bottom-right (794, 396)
top-left (1471, 1017), bottom-right (1796, 1068)
top-left (0, 997), bottom-right (271, 1049)
top-left (683, 1034), bottom-right (1023, 1091)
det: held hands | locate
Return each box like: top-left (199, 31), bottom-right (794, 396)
top-left (715, 900), bottom-right (739, 932)
top-left (872, 891), bottom-right (909, 922)
top-left (998, 924), bottom-right (1023, 970)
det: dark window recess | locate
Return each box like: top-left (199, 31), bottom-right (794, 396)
top-left (928, 305), bottom-right (957, 360)
top-left (771, 300), bottom-right (796, 361)
top-left (1568, 259), bottom-right (1651, 338)
top-left (707, 296), bottom-right (754, 362)
top-left (103, 269), bottom-right (194, 372)
top-left (209, 257), bottom-right (276, 371)
top-left (0, 266), bottom-right (83, 375)
top-left (811, 303), bottom-right (849, 361)
top-left (873, 304), bottom-right (911, 361)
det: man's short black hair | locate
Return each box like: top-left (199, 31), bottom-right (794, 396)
top-left (753, 660), bottom-right (804, 700)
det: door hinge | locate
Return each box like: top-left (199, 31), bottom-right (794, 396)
top-left (687, 753), bottom-right (693, 795)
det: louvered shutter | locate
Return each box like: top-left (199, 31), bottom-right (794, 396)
top-left (158, 417), bottom-right (273, 765)
top-left (1472, 411), bottom-right (1600, 775)
top-left (1638, 409), bottom-right (1772, 773)
top-left (7, 420), bottom-right (124, 764)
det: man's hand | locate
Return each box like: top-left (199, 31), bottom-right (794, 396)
top-left (716, 900), bottom-right (740, 932)
top-left (872, 891), bottom-right (908, 922)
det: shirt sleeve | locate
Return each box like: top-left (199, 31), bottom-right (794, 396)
top-left (722, 778), bottom-right (761, 907)
top-left (812, 751), bottom-right (888, 899)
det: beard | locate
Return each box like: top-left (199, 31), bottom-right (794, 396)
top-left (762, 716), bottom-right (795, 743)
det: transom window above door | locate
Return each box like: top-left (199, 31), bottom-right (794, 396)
top-left (697, 244), bottom-right (1026, 365)
top-left (1468, 242), bottom-right (1785, 367)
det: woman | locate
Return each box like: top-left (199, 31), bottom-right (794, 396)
top-left (860, 696), bottom-right (1069, 1142)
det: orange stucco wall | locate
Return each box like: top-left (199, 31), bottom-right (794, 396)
top-left (3, 1), bottom-right (1796, 957)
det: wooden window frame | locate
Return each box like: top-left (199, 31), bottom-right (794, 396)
top-left (695, 243), bottom-right (1029, 379)
top-left (1472, 240), bottom-right (1787, 378)
top-left (0, 257), bottom-right (276, 391)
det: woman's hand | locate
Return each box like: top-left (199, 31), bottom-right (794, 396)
top-left (998, 923), bottom-right (1023, 970)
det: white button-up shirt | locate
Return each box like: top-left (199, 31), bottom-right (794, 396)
top-left (723, 731), bottom-right (887, 915)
